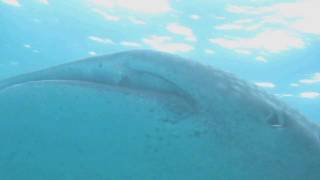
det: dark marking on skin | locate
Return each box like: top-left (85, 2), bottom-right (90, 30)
top-left (266, 111), bottom-right (285, 128)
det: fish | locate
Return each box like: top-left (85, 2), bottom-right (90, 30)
top-left (0, 50), bottom-right (319, 179)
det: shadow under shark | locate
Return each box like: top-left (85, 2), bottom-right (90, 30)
top-left (0, 50), bottom-right (319, 179)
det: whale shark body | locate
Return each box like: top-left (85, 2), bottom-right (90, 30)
top-left (0, 50), bottom-right (319, 179)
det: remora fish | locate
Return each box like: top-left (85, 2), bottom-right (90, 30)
top-left (0, 50), bottom-right (319, 179)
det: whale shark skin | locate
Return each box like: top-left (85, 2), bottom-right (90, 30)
top-left (0, 50), bottom-right (319, 179)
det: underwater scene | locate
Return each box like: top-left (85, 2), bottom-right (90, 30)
top-left (1, 0), bottom-right (320, 179)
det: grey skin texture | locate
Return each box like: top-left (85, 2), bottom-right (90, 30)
top-left (0, 50), bottom-right (319, 180)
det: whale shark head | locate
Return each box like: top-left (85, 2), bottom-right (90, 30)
top-left (0, 50), bottom-right (319, 179)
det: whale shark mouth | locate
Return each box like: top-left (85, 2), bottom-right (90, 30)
top-left (0, 67), bottom-right (198, 117)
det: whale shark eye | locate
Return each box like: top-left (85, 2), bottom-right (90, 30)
top-left (266, 112), bottom-right (285, 128)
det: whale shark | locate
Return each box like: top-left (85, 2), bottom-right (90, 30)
top-left (0, 50), bottom-right (319, 179)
